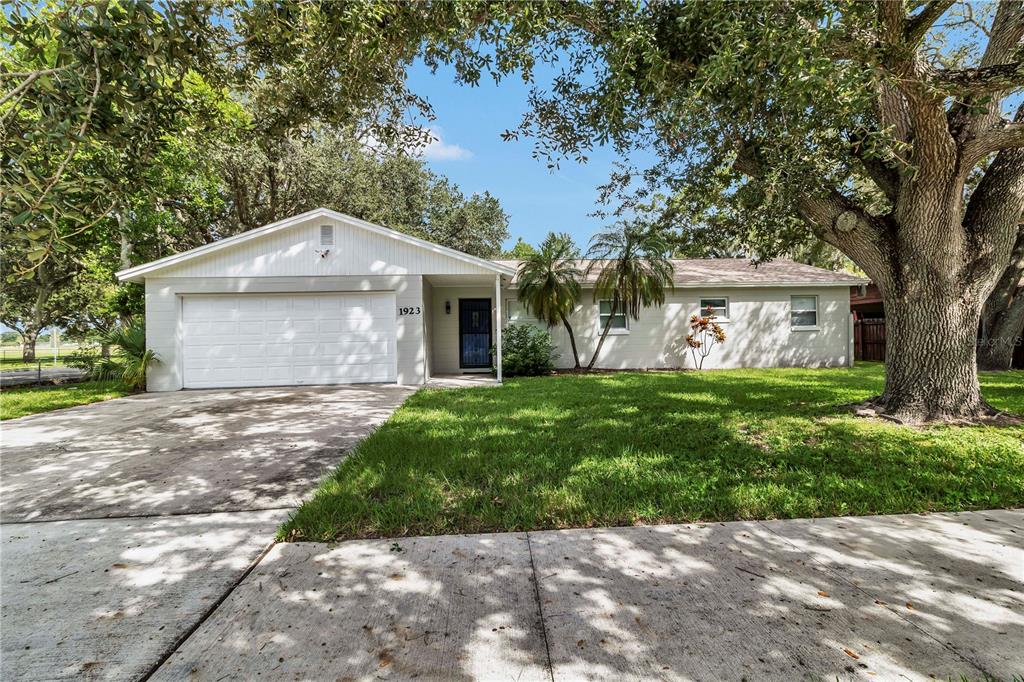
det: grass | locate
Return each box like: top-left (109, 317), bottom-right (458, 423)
top-left (0, 347), bottom-right (78, 371)
top-left (281, 363), bottom-right (1024, 541)
top-left (0, 381), bottom-right (131, 420)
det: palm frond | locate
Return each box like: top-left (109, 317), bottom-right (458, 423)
top-left (93, 319), bottom-right (157, 390)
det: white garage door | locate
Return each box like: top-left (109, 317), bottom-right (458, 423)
top-left (181, 293), bottom-right (397, 388)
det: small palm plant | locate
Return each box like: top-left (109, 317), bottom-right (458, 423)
top-left (94, 319), bottom-right (157, 390)
top-left (585, 222), bottom-right (675, 369)
top-left (516, 232), bottom-right (584, 368)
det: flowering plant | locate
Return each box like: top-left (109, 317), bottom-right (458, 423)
top-left (685, 306), bottom-right (727, 369)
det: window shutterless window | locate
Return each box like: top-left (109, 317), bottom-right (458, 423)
top-left (699, 297), bottom-right (729, 320)
top-left (790, 295), bottom-right (818, 328)
top-left (599, 300), bottom-right (628, 330)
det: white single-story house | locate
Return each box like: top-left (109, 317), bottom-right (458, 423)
top-left (117, 207), bottom-right (867, 391)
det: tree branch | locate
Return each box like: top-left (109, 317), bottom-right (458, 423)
top-left (850, 131), bottom-right (903, 203)
top-left (964, 102), bottom-right (1024, 168)
top-left (982, 225), bottom-right (1024, 330)
top-left (933, 60), bottom-right (1024, 95)
top-left (734, 142), bottom-right (894, 285)
top-left (904, 0), bottom-right (957, 45)
top-left (965, 122), bottom-right (1024, 164)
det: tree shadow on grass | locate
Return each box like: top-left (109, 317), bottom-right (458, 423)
top-left (288, 369), bottom-right (1023, 540)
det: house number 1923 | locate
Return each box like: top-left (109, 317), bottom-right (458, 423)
top-left (398, 306), bottom-right (421, 315)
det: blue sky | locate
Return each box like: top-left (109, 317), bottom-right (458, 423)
top-left (405, 60), bottom-right (640, 252)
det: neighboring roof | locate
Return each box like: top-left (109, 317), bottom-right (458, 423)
top-left (495, 258), bottom-right (868, 288)
top-left (116, 208), bottom-right (516, 282)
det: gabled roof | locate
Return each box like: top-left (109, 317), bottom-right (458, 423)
top-left (116, 208), bottom-right (516, 282)
top-left (495, 258), bottom-right (868, 288)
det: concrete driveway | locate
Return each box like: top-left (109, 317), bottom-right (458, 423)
top-left (2, 384), bottom-right (413, 522)
top-left (1, 384), bottom-right (412, 680)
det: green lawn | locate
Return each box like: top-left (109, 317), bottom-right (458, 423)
top-left (0, 381), bottom-right (131, 420)
top-left (281, 363), bottom-right (1024, 541)
top-left (0, 344), bottom-right (82, 370)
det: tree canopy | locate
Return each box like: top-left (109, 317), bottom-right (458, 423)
top-left (3, 0), bottom-right (1022, 421)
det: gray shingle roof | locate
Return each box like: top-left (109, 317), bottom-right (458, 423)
top-left (493, 258), bottom-right (868, 286)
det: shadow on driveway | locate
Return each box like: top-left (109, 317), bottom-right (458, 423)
top-left (1, 384), bottom-right (414, 522)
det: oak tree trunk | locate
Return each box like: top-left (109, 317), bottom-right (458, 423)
top-left (875, 291), bottom-right (994, 422)
top-left (21, 330), bottom-right (38, 363)
top-left (978, 298), bottom-right (1024, 371)
top-left (978, 231), bottom-right (1024, 371)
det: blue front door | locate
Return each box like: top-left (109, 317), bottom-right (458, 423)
top-left (459, 298), bottom-right (492, 369)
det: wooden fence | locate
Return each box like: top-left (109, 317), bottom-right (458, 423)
top-left (853, 318), bottom-right (886, 362)
top-left (853, 318), bottom-right (1024, 368)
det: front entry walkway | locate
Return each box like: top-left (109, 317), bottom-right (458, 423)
top-left (426, 373), bottom-right (501, 389)
top-left (151, 510), bottom-right (1022, 681)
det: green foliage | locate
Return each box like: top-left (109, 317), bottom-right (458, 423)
top-left (587, 224), bottom-right (675, 320)
top-left (516, 232), bottom-right (582, 327)
top-left (2, 1), bottom-right (228, 263)
top-left (1, 381), bottom-right (130, 420)
top-left (497, 324), bottom-right (555, 377)
top-left (516, 232), bottom-right (582, 367)
top-left (215, 127), bottom-right (509, 257)
top-left (503, 237), bottom-right (537, 259)
top-left (585, 222), bottom-right (675, 368)
top-left (64, 346), bottom-right (101, 373)
top-left (0, 228), bottom-right (81, 354)
top-left (92, 320), bottom-right (155, 390)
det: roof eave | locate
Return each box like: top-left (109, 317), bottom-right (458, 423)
top-left (507, 279), bottom-right (870, 289)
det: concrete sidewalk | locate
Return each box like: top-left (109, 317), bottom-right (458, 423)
top-left (153, 509), bottom-right (1023, 681)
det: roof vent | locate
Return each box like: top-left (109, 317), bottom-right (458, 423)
top-left (320, 224), bottom-right (334, 246)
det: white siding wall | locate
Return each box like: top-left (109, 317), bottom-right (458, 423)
top-left (430, 286), bottom-right (495, 374)
top-left (153, 215), bottom-right (496, 279)
top-left (145, 275), bottom-right (425, 391)
top-left (507, 286), bottom-right (851, 370)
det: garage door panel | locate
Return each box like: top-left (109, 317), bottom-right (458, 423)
top-left (182, 293), bottom-right (396, 388)
top-left (237, 320), bottom-right (264, 335)
top-left (236, 344), bottom-right (266, 358)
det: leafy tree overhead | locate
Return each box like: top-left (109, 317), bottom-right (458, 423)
top-left (233, 1), bottom-right (1024, 422)
top-left (503, 237), bottom-right (538, 260)
top-left (0, 232), bottom-right (79, 361)
top-left (516, 232), bottom-right (584, 368)
top-left (212, 126), bottom-right (509, 257)
top-left (1, 0), bottom-right (226, 267)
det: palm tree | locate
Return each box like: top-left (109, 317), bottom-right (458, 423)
top-left (516, 232), bottom-right (583, 368)
top-left (585, 223), bottom-right (675, 369)
top-left (94, 319), bottom-right (157, 390)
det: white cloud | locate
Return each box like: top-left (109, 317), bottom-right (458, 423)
top-left (417, 127), bottom-right (473, 161)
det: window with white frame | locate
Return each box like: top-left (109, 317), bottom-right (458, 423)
top-left (598, 300), bottom-right (628, 331)
top-left (699, 297), bottom-right (729, 321)
top-left (790, 295), bottom-right (818, 329)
